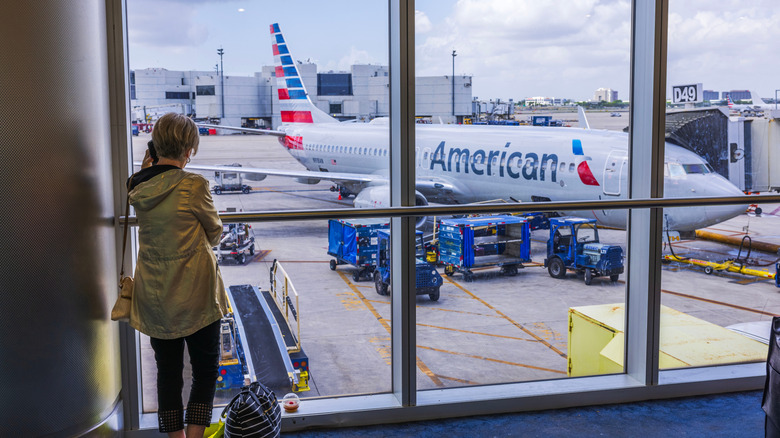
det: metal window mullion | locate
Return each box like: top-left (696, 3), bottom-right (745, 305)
top-left (107, 0), bottom-right (143, 429)
top-left (389, 0), bottom-right (416, 407)
top-left (626, 0), bottom-right (668, 386)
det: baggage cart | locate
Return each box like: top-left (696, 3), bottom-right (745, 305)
top-left (439, 215), bottom-right (531, 281)
top-left (327, 218), bottom-right (389, 281)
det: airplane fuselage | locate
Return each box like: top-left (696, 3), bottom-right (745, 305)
top-left (278, 122), bottom-right (746, 231)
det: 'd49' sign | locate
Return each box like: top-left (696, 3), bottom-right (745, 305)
top-left (672, 83), bottom-right (703, 104)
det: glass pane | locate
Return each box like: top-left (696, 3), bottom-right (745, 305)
top-left (127, 1), bottom-right (390, 413)
top-left (413, 0), bottom-right (631, 389)
top-left (660, 206), bottom-right (776, 370)
top-left (660, 0), bottom-right (779, 370)
top-left (415, 210), bottom-right (627, 389)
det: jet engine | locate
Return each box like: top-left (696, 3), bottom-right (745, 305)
top-left (353, 186), bottom-right (429, 228)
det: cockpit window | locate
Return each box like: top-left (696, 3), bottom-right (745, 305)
top-left (667, 163), bottom-right (685, 177)
top-left (682, 163), bottom-right (711, 174)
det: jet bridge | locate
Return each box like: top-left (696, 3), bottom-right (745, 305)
top-left (664, 107), bottom-right (780, 193)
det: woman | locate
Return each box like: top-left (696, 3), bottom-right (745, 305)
top-left (128, 112), bottom-right (228, 437)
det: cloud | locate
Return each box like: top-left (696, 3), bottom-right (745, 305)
top-left (416, 0), bottom-right (631, 100)
top-left (128, 0), bottom-right (211, 49)
top-left (666, 1), bottom-right (780, 93)
top-left (416, 10), bottom-right (433, 34)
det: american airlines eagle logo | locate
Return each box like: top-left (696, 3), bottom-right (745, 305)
top-left (572, 139), bottom-right (599, 186)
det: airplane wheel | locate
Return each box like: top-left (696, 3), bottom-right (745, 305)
top-left (704, 266), bottom-right (713, 275)
top-left (429, 288), bottom-right (440, 301)
top-left (584, 268), bottom-right (592, 285)
top-left (329, 259), bottom-right (337, 271)
top-left (548, 258), bottom-right (566, 279)
top-left (374, 272), bottom-right (388, 296)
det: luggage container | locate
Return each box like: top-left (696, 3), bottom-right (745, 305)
top-left (327, 218), bottom-right (389, 281)
top-left (438, 215), bottom-right (531, 281)
top-left (374, 229), bottom-right (443, 301)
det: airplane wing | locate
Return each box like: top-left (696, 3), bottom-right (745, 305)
top-left (197, 123), bottom-right (287, 137)
top-left (187, 163), bottom-right (378, 184)
top-left (133, 161), bottom-right (379, 185)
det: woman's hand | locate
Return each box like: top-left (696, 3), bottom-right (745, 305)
top-left (141, 149), bottom-right (154, 169)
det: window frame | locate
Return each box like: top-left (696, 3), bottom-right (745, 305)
top-left (110, 1), bottom-right (772, 435)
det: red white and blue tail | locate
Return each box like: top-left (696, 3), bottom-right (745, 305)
top-left (270, 23), bottom-right (337, 124)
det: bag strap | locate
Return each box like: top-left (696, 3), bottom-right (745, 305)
top-left (119, 174), bottom-right (134, 282)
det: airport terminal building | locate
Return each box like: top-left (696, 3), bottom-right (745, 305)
top-left (131, 64), bottom-right (474, 127)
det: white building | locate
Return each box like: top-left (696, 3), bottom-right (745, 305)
top-left (593, 87), bottom-right (619, 102)
top-left (524, 96), bottom-right (566, 106)
top-left (131, 63), bottom-right (473, 128)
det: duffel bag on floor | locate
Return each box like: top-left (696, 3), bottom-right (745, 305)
top-left (223, 381), bottom-right (281, 438)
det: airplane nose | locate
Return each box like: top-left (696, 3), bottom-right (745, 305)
top-left (702, 176), bottom-right (748, 223)
top-left (704, 203), bottom-right (748, 223)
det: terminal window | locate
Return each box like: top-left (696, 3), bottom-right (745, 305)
top-left (165, 91), bottom-right (192, 100)
top-left (317, 73), bottom-right (352, 96)
top-left (196, 85), bottom-right (215, 96)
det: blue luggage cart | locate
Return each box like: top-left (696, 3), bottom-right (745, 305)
top-left (439, 215), bottom-right (531, 282)
top-left (328, 218), bottom-right (389, 281)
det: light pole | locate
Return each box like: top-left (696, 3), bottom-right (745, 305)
top-left (775, 89), bottom-right (779, 111)
top-left (217, 47), bottom-right (225, 120)
top-left (452, 50), bottom-right (457, 119)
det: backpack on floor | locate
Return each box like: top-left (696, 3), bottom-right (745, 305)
top-left (223, 381), bottom-right (281, 438)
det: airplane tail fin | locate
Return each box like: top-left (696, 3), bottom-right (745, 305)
top-left (270, 23), bottom-right (337, 124)
top-left (750, 90), bottom-right (766, 106)
top-left (577, 106), bottom-right (590, 129)
top-left (727, 95), bottom-right (734, 108)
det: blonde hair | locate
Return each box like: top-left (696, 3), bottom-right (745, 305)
top-left (151, 113), bottom-right (199, 160)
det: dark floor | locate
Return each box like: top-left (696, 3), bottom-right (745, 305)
top-left (284, 390), bottom-right (765, 437)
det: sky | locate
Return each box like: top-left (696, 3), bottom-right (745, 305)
top-left (127, 0), bottom-right (780, 102)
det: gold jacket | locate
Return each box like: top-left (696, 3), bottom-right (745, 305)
top-left (129, 169), bottom-right (228, 339)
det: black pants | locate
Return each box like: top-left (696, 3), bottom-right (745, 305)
top-left (150, 320), bottom-right (221, 432)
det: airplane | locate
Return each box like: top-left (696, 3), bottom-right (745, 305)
top-left (749, 91), bottom-right (777, 111)
top-left (190, 23), bottom-right (747, 232)
top-left (726, 91), bottom-right (774, 113)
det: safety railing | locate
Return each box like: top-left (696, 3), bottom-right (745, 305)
top-left (269, 259), bottom-right (301, 353)
top-left (120, 194), bottom-right (780, 225)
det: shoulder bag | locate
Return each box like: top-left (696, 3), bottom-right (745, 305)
top-left (111, 179), bottom-right (134, 322)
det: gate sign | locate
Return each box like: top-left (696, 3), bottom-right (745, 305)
top-left (672, 83), bottom-right (703, 104)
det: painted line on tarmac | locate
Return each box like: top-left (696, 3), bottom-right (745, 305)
top-left (364, 299), bottom-right (504, 319)
top-left (250, 249), bottom-right (271, 263)
top-left (417, 345), bottom-right (566, 375)
top-left (417, 323), bottom-right (541, 343)
top-left (434, 374), bottom-right (480, 385)
top-left (337, 271), bottom-right (445, 387)
top-left (443, 277), bottom-right (568, 359)
top-left (661, 288), bottom-right (779, 317)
